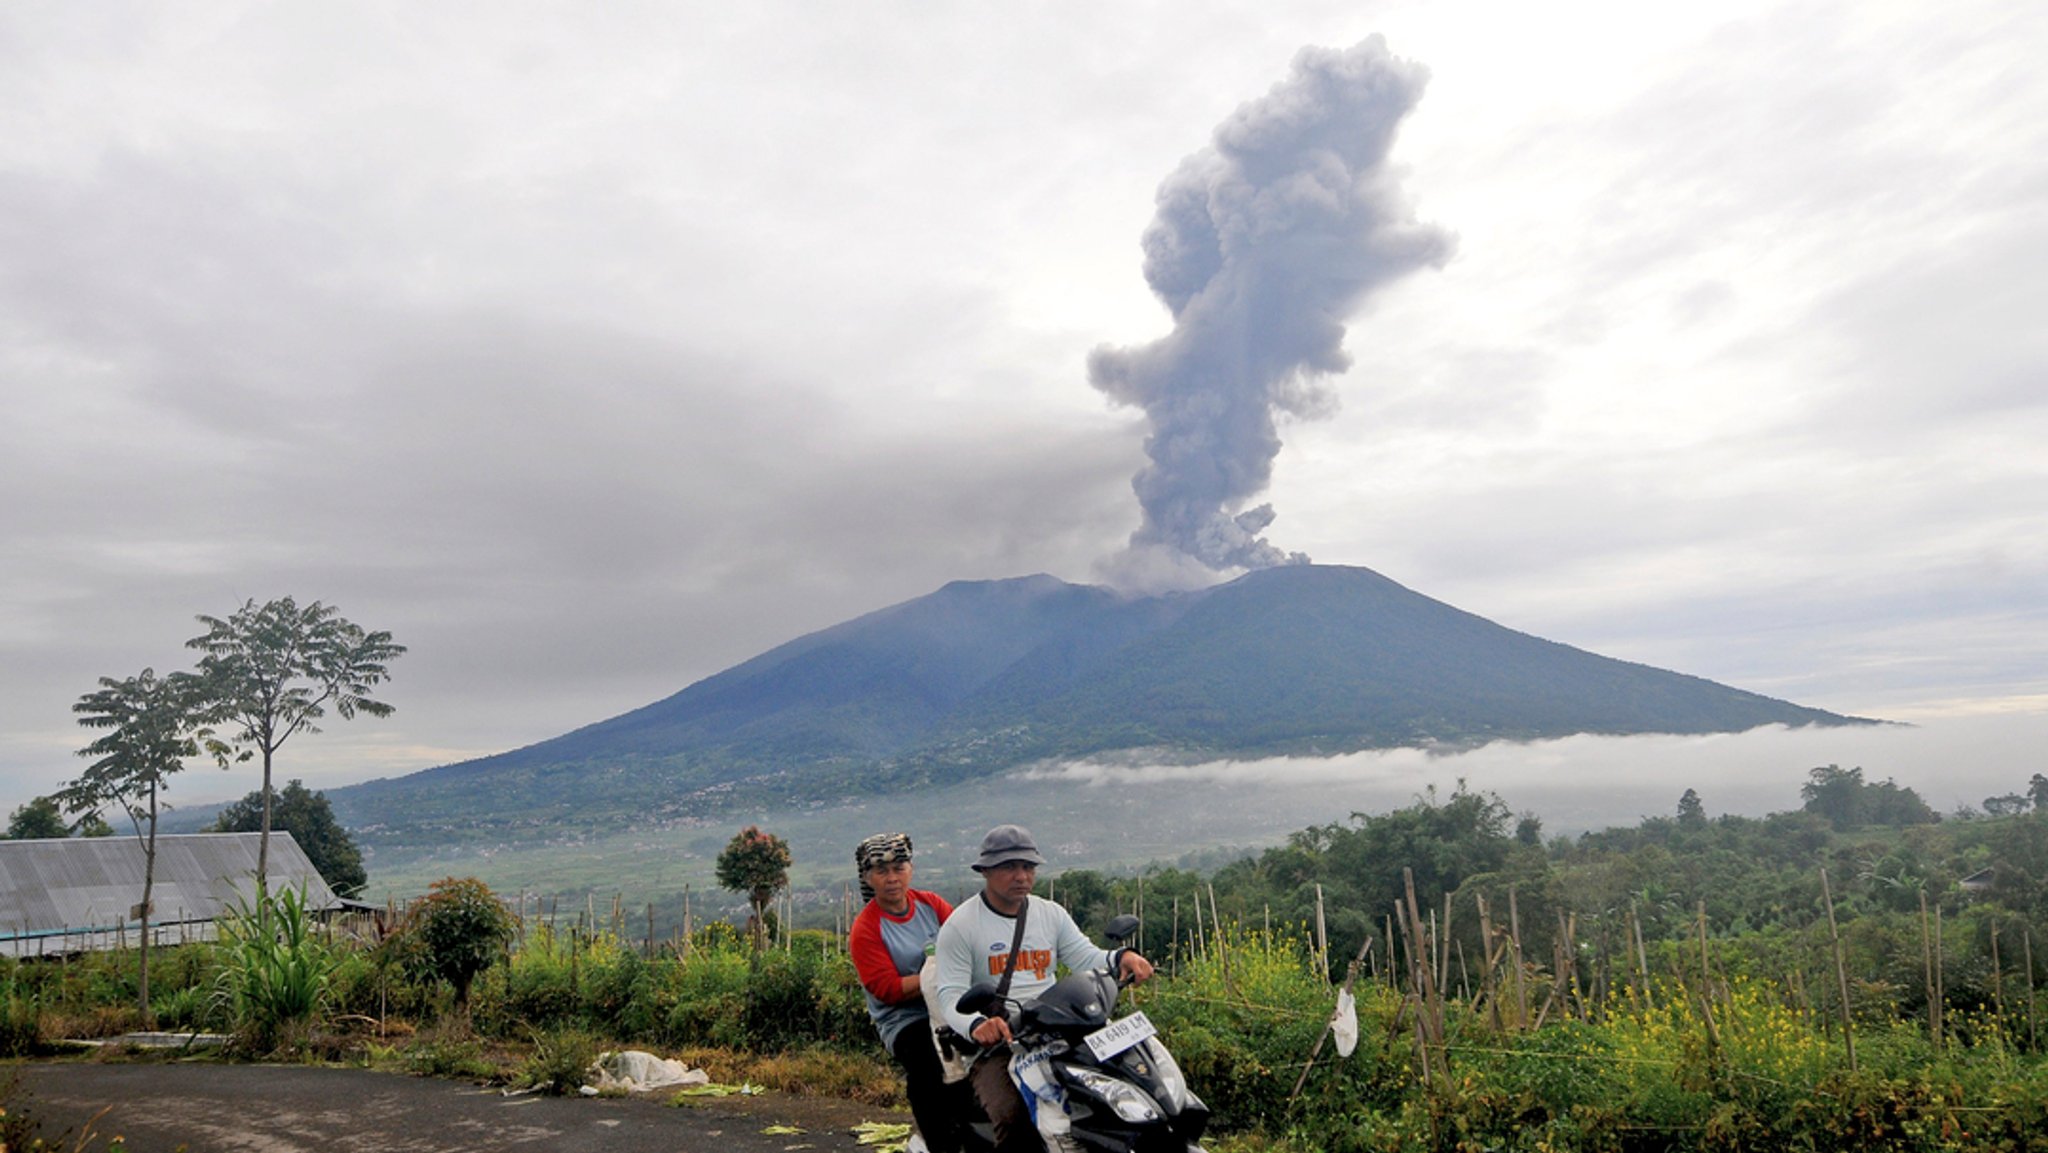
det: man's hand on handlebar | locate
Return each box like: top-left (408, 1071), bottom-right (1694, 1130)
top-left (1117, 950), bottom-right (1155, 985)
top-left (971, 1014), bottom-right (1013, 1047)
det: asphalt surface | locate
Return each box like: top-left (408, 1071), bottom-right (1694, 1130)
top-left (10, 1061), bottom-right (901, 1153)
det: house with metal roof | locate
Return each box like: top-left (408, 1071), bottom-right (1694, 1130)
top-left (0, 832), bottom-right (340, 958)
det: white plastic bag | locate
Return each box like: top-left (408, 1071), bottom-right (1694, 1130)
top-left (1330, 988), bottom-right (1359, 1058)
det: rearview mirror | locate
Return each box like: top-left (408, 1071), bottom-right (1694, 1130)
top-left (1105, 914), bottom-right (1140, 943)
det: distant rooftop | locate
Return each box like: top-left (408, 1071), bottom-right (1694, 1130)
top-left (0, 832), bottom-right (338, 957)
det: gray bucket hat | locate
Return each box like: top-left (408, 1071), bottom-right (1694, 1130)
top-left (971, 824), bottom-right (1046, 871)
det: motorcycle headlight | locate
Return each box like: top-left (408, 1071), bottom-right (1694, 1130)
top-left (1065, 1067), bottom-right (1163, 1123)
top-left (1138, 1038), bottom-right (1188, 1112)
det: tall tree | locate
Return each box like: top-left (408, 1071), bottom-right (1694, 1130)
top-left (187, 597), bottom-right (404, 887)
top-left (1676, 788), bottom-right (1708, 829)
top-left (5, 796), bottom-right (70, 840)
top-left (210, 779), bottom-right (368, 898)
top-left (715, 825), bottom-right (791, 951)
top-left (60, 668), bottom-right (215, 1020)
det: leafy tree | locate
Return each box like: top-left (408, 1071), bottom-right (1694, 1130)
top-left (2030, 773), bottom-right (2048, 813)
top-left (1676, 788), bottom-right (1707, 828)
top-left (1800, 764), bottom-right (1936, 831)
top-left (1983, 793), bottom-right (2030, 818)
top-left (1801, 764), bottom-right (1866, 830)
top-left (211, 779), bottom-right (367, 898)
top-left (186, 596), bottom-right (404, 887)
top-left (5, 796), bottom-right (70, 840)
top-left (1049, 868), bottom-right (1116, 932)
top-left (405, 876), bottom-right (516, 1014)
top-left (73, 811), bottom-right (114, 837)
top-left (715, 825), bottom-right (791, 951)
top-left (59, 668), bottom-right (216, 1019)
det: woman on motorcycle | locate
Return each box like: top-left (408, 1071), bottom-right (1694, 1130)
top-left (849, 832), bottom-right (966, 1153)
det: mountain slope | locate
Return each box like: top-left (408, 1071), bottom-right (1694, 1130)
top-left (331, 565), bottom-right (1869, 835)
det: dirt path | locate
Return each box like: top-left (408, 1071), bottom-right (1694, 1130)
top-left (10, 1061), bottom-right (906, 1153)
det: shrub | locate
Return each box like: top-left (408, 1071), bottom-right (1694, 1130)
top-left (520, 1026), bottom-right (599, 1096)
top-left (213, 884), bottom-right (336, 1052)
top-left (0, 973), bottom-right (44, 1057)
top-left (400, 877), bottom-right (517, 1014)
top-left (148, 983), bottom-right (219, 1032)
top-left (403, 1019), bottom-right (496, 1080)
top-left (664, 946), bottom-right (750, 1049)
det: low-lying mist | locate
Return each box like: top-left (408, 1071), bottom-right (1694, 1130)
top-left (363, 710), bottom-right (2047, 912)
top-left (1021, 710), bottom-right (2048, 836)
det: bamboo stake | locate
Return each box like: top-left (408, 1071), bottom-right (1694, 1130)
top-left (1135, 874), bottom-right (1144, 957)
top-left (1433, 913), bottom-right (1449, 1003)
top-left (1935, 902), bottom-right (1946, 1048)
top-left (1314, 883), bottom-right (1329, 984)
top-left (1209, 883), bottom-right (1230, 988)
top-left (1992, 918), bottom-right (2006, 1041)
top-left (1170, 897), bottom-right (1180, 978)
top-left (1289, 935), bottom-right (1374, 1103)
top-left (1477, 893), bottom-right (1502, 1032)
top-left (1440, 892), bottom-right (1454, 996)
top-left (1402, 869), bottom-right (1444, 1079)
top-left (1393, 898), bottom-right (1437, 1085)
top-left (2026, 930), bottom-right (2038, 1053)
top-left (1921, 889), bottom-right (1938, 1044)
top-left (1694, 902), bottom-right (1722, 1065)
top-left (1632, 900), bottom-right (1654, 1009)
top-left (1508, 886), bottom-right (1529, 1030)
top-left (1820, 869), bottom-right (1856, 1071)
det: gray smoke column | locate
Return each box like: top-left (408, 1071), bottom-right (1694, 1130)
top-left (1090, 36), bottom-right (1453, 581)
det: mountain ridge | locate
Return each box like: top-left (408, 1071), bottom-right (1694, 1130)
top-left (329, 564), bottom-right (1872, 837)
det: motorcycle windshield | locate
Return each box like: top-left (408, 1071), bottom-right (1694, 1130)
top-left (1023, 970), bottom-right (1119, 1031)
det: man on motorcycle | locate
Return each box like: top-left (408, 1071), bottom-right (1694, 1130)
top-left (933, 824), bottom-right (1155, 1153)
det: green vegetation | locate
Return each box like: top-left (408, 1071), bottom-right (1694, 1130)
top-left (4, 797), bottom-right (72, 840)
top-left (10, 770), bottom-right (2048, 1150)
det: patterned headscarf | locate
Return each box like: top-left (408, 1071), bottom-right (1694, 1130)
top-left (854, 832), bottom-right (913, 902)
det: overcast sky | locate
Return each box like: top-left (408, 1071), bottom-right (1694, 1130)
top-left (4, 0), bottom-right (2044, 818)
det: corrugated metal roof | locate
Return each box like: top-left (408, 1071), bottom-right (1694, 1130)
top-left (0, 832), bottom-right (339, 953)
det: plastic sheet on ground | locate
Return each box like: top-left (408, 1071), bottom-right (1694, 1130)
top-left (589, 1049), bottom-right (711, 1092)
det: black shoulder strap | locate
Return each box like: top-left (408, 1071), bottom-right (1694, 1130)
top-left (994, 896), bottom-right (1030, 1000)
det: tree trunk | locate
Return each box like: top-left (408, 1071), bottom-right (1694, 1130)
top-left (257, 745), bottom-right (275, 891)
top-left (139, 783), bottom-right (158, 1024)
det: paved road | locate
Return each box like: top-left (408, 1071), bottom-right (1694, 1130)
top-left (11, 1062), bottom-right (898, 1153)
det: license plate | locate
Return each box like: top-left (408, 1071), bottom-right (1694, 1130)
top-left (1084, 1011), bottom-right (1157, 1060)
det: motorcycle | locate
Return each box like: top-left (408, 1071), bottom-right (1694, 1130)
top-left (954, 914), bottom-right (1210, 1153)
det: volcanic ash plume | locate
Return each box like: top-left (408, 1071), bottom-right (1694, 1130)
top-left (1090, 36), bottom-right (1453, 581)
